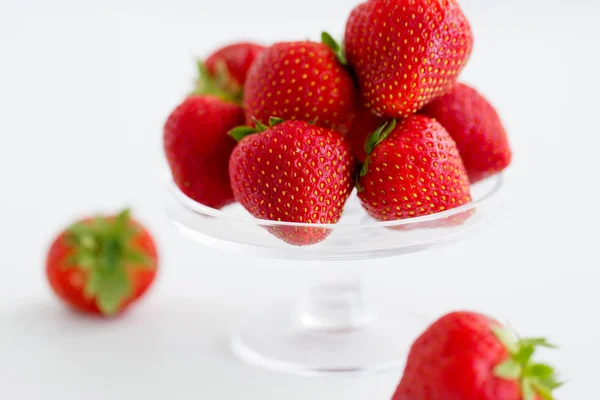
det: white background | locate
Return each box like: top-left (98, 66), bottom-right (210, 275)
top-left (1, 0), bottom-right (598, 398)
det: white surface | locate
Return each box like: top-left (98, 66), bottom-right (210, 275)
top-left (0, 0), bottom-right (598, 398)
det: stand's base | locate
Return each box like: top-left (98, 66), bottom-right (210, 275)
top-left (231, 303), bottom-right (427, 376)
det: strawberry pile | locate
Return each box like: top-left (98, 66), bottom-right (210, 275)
top-left (164, 0), bottom-right (512, 246)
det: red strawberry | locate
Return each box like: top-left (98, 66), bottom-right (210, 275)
top-left (345, 102), bottom-right (387, 164)
top-left (392, 311), bottom-right (561, 400)
top-left (229, 119), bottom-right (355, 245)
top-left (344, 0), bottom-right (474, 118)
top-left (357, 115), bottom-right (471, 222)
top-left (420, 83), bottom-right (512, 183)
top-left (46, 209), bottom-right (158, 317)
top-left (243, 35), bottom-right (357, 134)
top-left (206, 42), bottom-right (266, 88)
top-left (195, 42), bottom-right (265, 104)
top-left (164, 95), bottom-right (245, 209)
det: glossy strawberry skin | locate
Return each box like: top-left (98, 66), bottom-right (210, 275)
top-left (345, 103), bottom-right (387, 164)
top-left (420, 83), bottom-right (512, 183)
top-left (164, 95), bottom-right (245, 209)
top-left (46, 218), bottom-right (158, 316)
top-left (358, 115), bottom-right (471, 221)
top-left (344, 0), bottom-right (473, 118)
top-left (205, 42), bottom-right (265, 88)
top-left (243, 42), bottom-right (357, 133)
top-left (229, 121), bottom-right (355, 245)
top-left (392, 312), bottom-right (524, 400)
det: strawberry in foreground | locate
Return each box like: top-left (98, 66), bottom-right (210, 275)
top-left (194, 42), bottom-right (265, 104)
top-left (420, 83), bottom-right (512, 183)
top-left (243, 34), bottom-right (356, 134)
top-left (46, 209), bottom-right (158, 317)
top-left (164, 95), bottom-right (245, 209)
top-left (392, 311), bottom-right (561, 400)
top-left (229, 119), bottom-right (356, 245)
top-left (345, 0), bottom-right (473, 118)
top-left (357, 115), bottom-right (471, 222)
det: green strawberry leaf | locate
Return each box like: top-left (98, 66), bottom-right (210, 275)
top-left (528, 363), bottom-right (556, 379)
top-left (123, 248), bottom-right (152, 267)
top-left (494, 359), bottom-right (522, 380)
top-left (229, 126), bottom-right (259, 142)
top-left (90, 265), bottom-right (133, 316)
top-left (359, 157), bottom-right (370, 178)
top-left (514, 345), bottom-right (536, 365)
top-left (492, 324), bottom-right (562, 400)
top-left (521, 378), bottom-right (535, 400)
top-left (269, 117), bottom-right (285, 127)
top-left (492, 325), bottom-right (520, 354)
top-left (252, 118), bottom-right (269, 132)
top-left (521, 338), bottom-right (558, 349)
top-left (64, 208), bottom-right (154, 316)
top-left (364, 119), bottom-right (397, 156)
top-left (321, 31), bottom-right (347, 66)
top-left (192, 61), bottom-right (240, 104)
top-left (531, 380), bottom-right (555, 400)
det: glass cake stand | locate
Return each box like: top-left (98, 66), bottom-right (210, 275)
top-left (165, 175), bottom-right (503, 376)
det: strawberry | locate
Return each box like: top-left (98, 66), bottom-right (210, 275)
top-left (420, 83), bottom-right (512, 183)
top-left (164, 95), bottom-right (245, 209)
top-left (357, 115), bottom-right (471, 222)
top-left (344, 0), bottom-right (474, 118)
top-left (243, 35), bottom-right (357, 134)
top-left (229, 119), bottom-right (355, 245)
top-left (345, 102), bottom-right (387, 164)
top-left (194, 42), bottom-right (265, 104)
top-left (46, 209), bottom-right (158, 317)
top-left (392, 311), bottom-right (561, 400)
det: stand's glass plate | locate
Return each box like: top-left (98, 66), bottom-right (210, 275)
top-left (166, 174), bottom-right (502, 260)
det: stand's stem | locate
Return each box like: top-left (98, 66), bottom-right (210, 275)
top-left (296, 263), bottom-right (375, 331)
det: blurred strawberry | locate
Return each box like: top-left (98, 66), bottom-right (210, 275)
top-left (420, 83), bottom-right (512, 183)
top-left (392, 311), bottom-right (561, 400)
top-left (164, 95), bottom-right (245, 209)
top-left (194, 42), bottom-right (265, 104)
top-left (46, 209), bottom-right (158, 317)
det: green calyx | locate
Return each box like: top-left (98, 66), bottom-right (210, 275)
top-left (229, 116), bottom-right (286, 142)
top-left (322, 31), bottom-right (347, 66)
top-left (492, 325), bottom-right (562, 400)
top-left (192, 60), bottom-right (243, 105)
top-left (64, 209), bottom-right (153, 316)
top-left (359, 119), bottom-right (397, 178)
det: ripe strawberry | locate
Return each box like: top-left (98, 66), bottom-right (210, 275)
top-left (164, 95), bottom-right (245, 209)
top-left (344, 0), bottom-right (474, 118)
top-left (229, 119), bottom-right (355, 245)
top-left (194, 42), bottom-right (265, 104)
top-left (357, 115), bottom-right (471, 222)
top-left (243, 35), bottom-right (357, 134)
top-left (420, 83), bottom-right (512, 183)
top-left (392, 311), bottom-right (561, 400)
top-left (345, 102), bottom-right (387, 164)
top-left (46, 209), bottom-right (158, 317)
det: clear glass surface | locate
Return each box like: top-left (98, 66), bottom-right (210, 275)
top-left (165, 175), bottom-right (503, 375)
